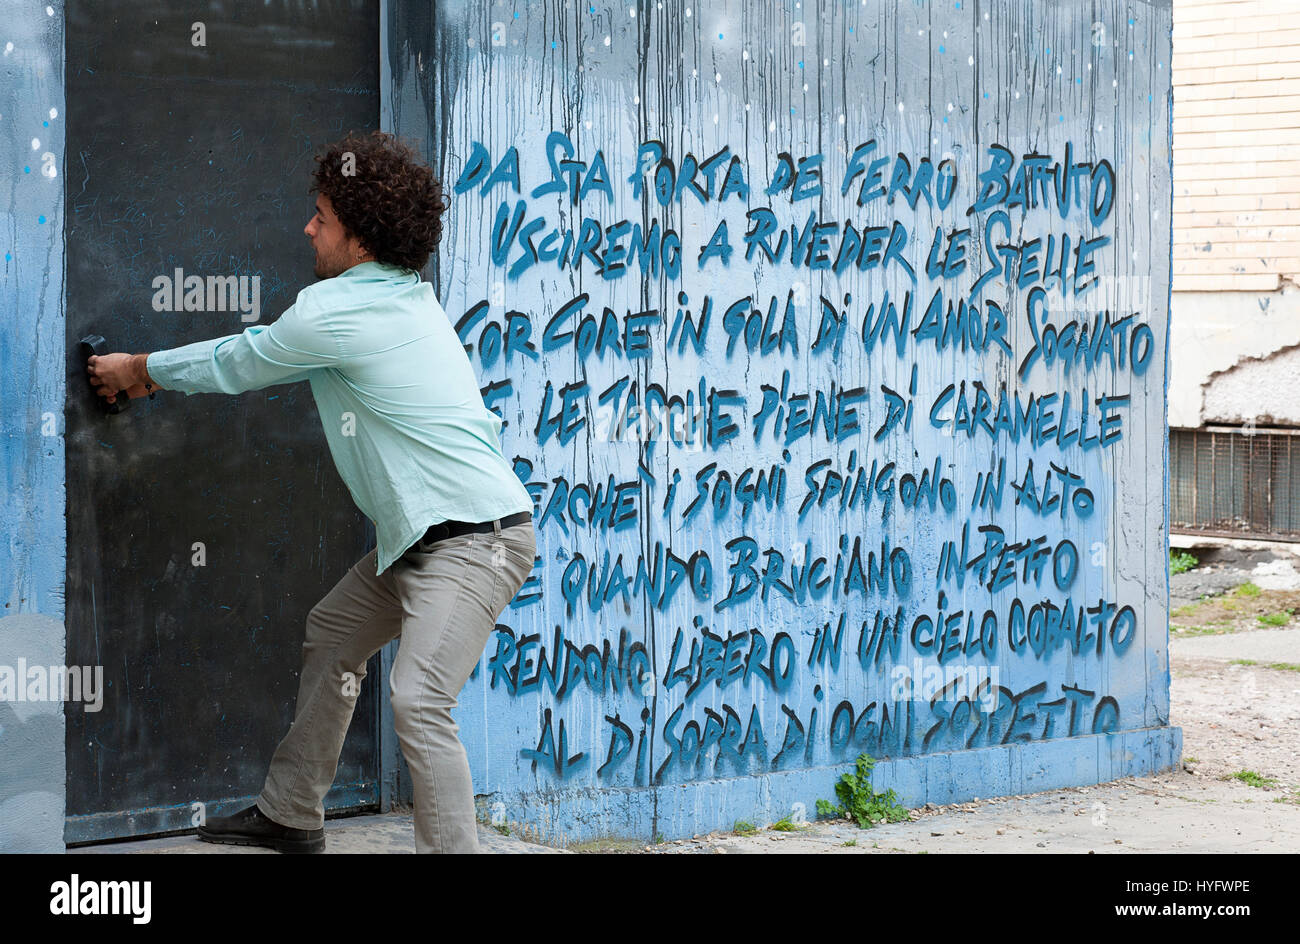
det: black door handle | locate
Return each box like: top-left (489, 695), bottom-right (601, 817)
top-left (79, 334), bottom-right (132, 415)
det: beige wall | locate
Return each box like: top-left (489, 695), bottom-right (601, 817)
top-left (1170, 0), bottom-right (1300, 427)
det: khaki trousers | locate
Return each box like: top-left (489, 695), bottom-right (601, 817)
top-left (255, 520), bottom-right (535, 853)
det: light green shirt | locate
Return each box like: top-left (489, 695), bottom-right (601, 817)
top-left (146, 261), bottom-right (532, 576)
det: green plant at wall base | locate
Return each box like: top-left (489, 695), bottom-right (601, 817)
top-left (1170, 551), bottom-right (1198, 575)
top-left (1229, 770), bottom-right (1277, 789)
top-left (1234, 582), bottom-right (1261, 598)
top-left (733, 820), bottom-right (757, 836)
top-left (770, 816), bottom-right (801, 832)
top-left (1256, 610), bottom-right (1292, 627)
top-left (818, 753), bottom-right (911, 828)
top-left (1236, 659), bottom-right (1300, 672)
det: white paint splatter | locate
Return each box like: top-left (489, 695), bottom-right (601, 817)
top-left (31, 137), bottom-right (40, 150)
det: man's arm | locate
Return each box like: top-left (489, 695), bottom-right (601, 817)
top-left (141, 294), bottom-right (339, 396)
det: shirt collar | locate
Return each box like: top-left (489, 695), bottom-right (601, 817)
top-left (340, 260), bottom-right (417, 281)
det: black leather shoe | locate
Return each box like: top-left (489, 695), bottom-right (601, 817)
top-left (197, 803), bottom-right (325, 854)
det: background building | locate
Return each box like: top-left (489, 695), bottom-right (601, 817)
top-left (1170, 0), bottom-right (1300, 538)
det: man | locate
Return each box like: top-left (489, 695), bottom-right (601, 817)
top-left (85, 130), bottom-right (536, 854)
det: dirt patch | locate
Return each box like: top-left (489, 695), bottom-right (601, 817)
top-left (1170, 585), bottom-right (1300, 637)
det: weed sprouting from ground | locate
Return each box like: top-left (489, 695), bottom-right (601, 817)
top-left (817, 753), bottom-right (911, 828)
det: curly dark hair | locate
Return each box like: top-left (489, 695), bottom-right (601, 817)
top-left (310, 130), bottom-right (449, 272)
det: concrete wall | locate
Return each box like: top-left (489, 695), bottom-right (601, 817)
top-left (1169, 289), bottom-right (1300, 428)
top-left (390, 0), bottom-right (1179, 844)
top-left (0, 1), bottom-right (67, 853)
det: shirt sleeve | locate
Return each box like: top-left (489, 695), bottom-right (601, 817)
top-left (145, 292), bottom-right (340, 395)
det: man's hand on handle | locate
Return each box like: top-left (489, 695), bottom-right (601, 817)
top-left (86, 352), bottom-right (158, 405)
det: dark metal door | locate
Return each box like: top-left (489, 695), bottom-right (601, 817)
top-left (64, 0), bottom-right (382, 842)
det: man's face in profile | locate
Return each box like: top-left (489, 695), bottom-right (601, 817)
top-left (305, 193), bottom-right (365, 279)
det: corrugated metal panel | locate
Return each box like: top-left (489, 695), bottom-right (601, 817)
top-left (1171, 428), bottom-right (1300, 537)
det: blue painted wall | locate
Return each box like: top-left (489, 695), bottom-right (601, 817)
top-left (389, 0), bottom-right (1178, 844)
top-left (0, 0), bottom-right (1176, 850)
top-left (0, 0), bottom-right (67, 853)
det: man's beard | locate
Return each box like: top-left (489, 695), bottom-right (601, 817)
top-left (313, 246), bottom-right (348, 279)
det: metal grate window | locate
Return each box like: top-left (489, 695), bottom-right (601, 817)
top-left (1170, 428), bottom-right (1300, 540)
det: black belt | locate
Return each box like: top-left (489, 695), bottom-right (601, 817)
top-left (412, 512), bottom-right (532, 551)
